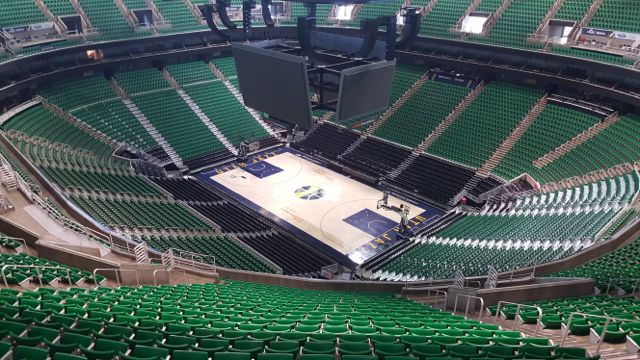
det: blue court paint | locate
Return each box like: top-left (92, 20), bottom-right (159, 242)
top-left (347, 209), bottom-right (442, 264)
top-left (242, 160), bottom-right (283, 178)
top-left (195, 146), bottom-right (445, 266)
top-left (343, 209), bottom-right (397, 237)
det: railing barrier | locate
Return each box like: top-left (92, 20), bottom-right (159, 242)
top-left (453, 294), bottom-right (484, 321)
top-left (92, 268), bottom-right (140, 286)
top-left (561, 312), bottom-right (635, 355)
top-left (1, 264), bottom-right (71, 287)
top-left (153, 268), bottom-right (187, 286)
top-left (494, 301), bottom-right (542, 336)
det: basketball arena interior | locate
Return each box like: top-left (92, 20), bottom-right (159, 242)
top-left (0, 0), bottom-right (639, 359)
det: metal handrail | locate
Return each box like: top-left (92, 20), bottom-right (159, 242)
top-left (1, 264), bottom-right (71, 287)
top-left (561, 311), bottom-right (635, 354)
top-left (494, 301), bottom-right (542, 336)
top-left (168, 247), bottom-right (216, 272)
top-left (605, 278), bottom-right (640, 294)
top-left (0, 236), bottom-right (30, 255)
top-left (92, 268), bottom-right (139, 286)
top-left (427, 288), bottom-right (448, 310)
top-left (464, 280), bottom-right (482, 289)
top-left (153, 268), bottom-right (187, 286)
top-left (453, 294), bottom-right (484, 321)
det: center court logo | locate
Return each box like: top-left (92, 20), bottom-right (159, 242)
top-left (294, 185), bottom-right (325, 200)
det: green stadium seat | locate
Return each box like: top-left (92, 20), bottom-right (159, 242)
top-left (300, 355), bottom-right (335, 360)
top-left (375, 343), bottom-right (409, 359)
top-left (339, 342), bottom-right (372, 355)
top-left (411, 344), bottom-right (447, 359)
top-left (258, 354), bottom-right (295, 360)
top-left (174, 350), bottom-right (210, 360)
top-left (81, 338), bottom-right (130, 360)
top-left (13, 346), bottom-right (49, 360)
top-left (54, 354), bottom-right (89, 360)
top-left (303, 341), bottom-right (336, 354)
top-left (266, 341), bottom-right (302, 354)
top-left (215, 352), bottom-right (253, 360)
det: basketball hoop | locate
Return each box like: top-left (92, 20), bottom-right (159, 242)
top-left (248, 141), bottom-right (259, 152)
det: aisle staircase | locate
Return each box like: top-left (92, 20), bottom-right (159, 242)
top-left (109, 78), bottom-right (185, 169)
top-left (481, 0), bottom-right (513, 36)
top-left (35, 0), bottom-right (69, 37)
top-left (38, 97), bottom-right (121, 149)
top-left (445, 92), bottom-right (548, 205)
top-left (450, 0), bottom-right (482, 33)
top-left (529, 0), bottom-right (567, 41)
top-left (183, 0), bottom-right (205, 23)
top-left (162, 69), bottom-right (238, 155)
top-left (338, 135), bottom-right (366, 158)
top-left (416, 83), bottom-right (485, 153)
top-left (69, 0), bottom-right (94, 34)
top-left (363, 72), bottom-right (431, 137)
top-left (207, 62), bottom-right (277, 137)
top-left (421, 0), bottom-right (438, 17)
top-left (114, 0), bottom-right (140, 31)
top-left (145, 0), bottom-right (168, 29)
top-left (567, 0), bottom-right (603, 42)
top-left (534, 112), bottom-right (619, 168)
top-left (0, 164), bottom-right (17, 191)
top-left (386, 152), bottom-right (419, 179)
top-left (477, 94), bottom-right (548, 177)
top-left (133, 242), bottom-right (150, 263)
top-left (319, 111), bottom-right (335, 123)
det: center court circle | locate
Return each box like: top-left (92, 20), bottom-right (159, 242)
top-left (294, 185), bottom-right (325, 200)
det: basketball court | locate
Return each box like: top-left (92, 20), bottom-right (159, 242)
top-left (197, 148), bottom-right (443, 264)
